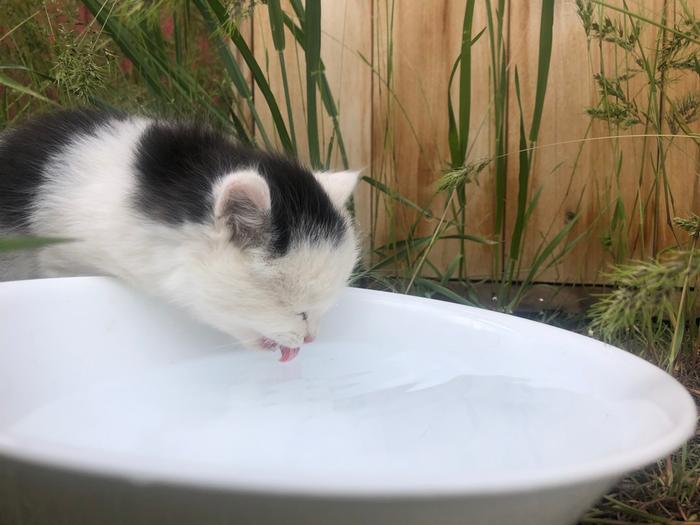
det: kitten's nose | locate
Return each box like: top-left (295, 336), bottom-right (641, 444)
top-left (304, 334), bottom-right (315, 343)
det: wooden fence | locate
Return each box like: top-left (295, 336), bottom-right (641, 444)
top-left (244, 0), bottom-right (700, 285)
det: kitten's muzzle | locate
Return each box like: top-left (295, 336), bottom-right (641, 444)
top-left (259, 337), bottom-right (303, 362)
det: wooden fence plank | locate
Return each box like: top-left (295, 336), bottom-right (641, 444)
top-left (251, 1), bottom-right (371, 168)
top-left (658, 0), bottom-right (700, 251)
top-left (370, 0), bottom-right (495, 279)
top-left (506, 0), bottom-right (667, 284)
top-left (246, 0), bottom-right (697, 286)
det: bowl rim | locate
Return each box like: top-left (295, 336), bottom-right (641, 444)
top-left (0, 276), bottom-right (696, 498)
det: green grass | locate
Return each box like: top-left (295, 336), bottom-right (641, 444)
top-left (1, 0), bottom-right (346, 169)
top-left (0, 237), bottom-right (71, 252)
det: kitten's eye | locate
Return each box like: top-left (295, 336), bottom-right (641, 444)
top-left (298, 312), bottom-right (308, 321)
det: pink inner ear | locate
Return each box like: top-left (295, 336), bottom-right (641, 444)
top-left (215, 172), bottom-right (271, 218)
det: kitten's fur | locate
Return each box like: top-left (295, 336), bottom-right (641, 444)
top-left (0, 109), bottom-right (359, 353)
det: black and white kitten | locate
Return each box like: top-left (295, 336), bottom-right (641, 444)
top-left (0, 109), bottom-right (359, 361)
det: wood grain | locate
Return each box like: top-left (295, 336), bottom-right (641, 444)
top-left (370, 0), bottom-right (495, 279)
top-left (245, 0), bottom-right (697, 285)
top-left (506, 0), bottom-right (667, 283)
top-left (657, 0), bottom-right (700, 251)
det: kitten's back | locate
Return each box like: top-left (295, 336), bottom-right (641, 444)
top-left (0, 109), bottom-right (125, 231)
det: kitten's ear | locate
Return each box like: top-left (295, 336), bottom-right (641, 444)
top-left (214, 171), bottom-right (271, 248)
top-left (314, 170), bottom-right (360, 208)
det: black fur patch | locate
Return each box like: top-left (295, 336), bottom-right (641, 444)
top-left (0, 108), bottom-right (124, 230)
top-left (133, 121), bottom-right (347, 255)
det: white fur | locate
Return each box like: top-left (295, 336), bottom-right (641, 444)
top-left (24, 117), bottom-right (359, 350)
top-left (314, 170), bottom-right (360, 208)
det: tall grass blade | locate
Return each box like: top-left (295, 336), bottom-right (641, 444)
top-left (267, 0), bottom-right (286, 50)
top-left (196, 0), bottom-right (293, 151)
top-left (368, 237), bottom-right (434, 273)
top-left (508, 0), bottom-right (556, 286)
top-left (413, 277), bottom-right (477, 306)
top-left (530, 0), bottom-right (555, 142)
top-left (0, 236), bottom-right (71, 252)
top-left (0, 72), bottom-right (57, 106)
top-left (508, 68), bottom-right (530, 265)
top-left (508, 217), bottom-right (581, 310)
top-left (304, 0), bottom-right (322, 168)
top-left (267, 0), bottom-right (298, 154)
top-left (485, 0), bottom-right (508, 276)
top-left (447, 55), bottom-right (461, 165)
top-left (456, 0), bottom-right (476, 166)
top-left (282, 11), bottom-right (348, 168)
top-left (443, 254), bottom-right (464, 284)
top-left (362, 176), bottom-right (446, 222)
top-left (447, 28), bottom-right (485, 166)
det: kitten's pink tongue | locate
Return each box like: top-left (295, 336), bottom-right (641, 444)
top-left (279, 346), bottom-right (300, 362)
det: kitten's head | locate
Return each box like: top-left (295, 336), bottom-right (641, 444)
top-left (183, 159), bottom-right (359, 351)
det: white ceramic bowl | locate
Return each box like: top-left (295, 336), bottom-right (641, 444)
top-left (0, 277), bottom-right (695, 525)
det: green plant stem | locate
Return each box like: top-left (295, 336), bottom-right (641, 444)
top-left (404, 191), bottom-right (455, 294)
top-left (304, 0), bottom-right (321, 168)
top-left (668, 234), bottom-right (698, 371)
top-left (267, 0), bottom-right (298, 155)
top-left (277, 51), bottom-right (298, 155)
top-left (485, 0), bottom-right (508, 281)
top-left (590, 0), bottom-right (700, 45)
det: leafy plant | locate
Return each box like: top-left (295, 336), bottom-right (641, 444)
top-left (1, 0), bottom-right (346, 171)
top-left (589, 215), bottom-right (700, 371)
top-left (576, 0), bottom-right (700, 265)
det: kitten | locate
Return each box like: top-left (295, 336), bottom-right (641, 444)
top-left (0, 109), bottom-right (359, 361)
